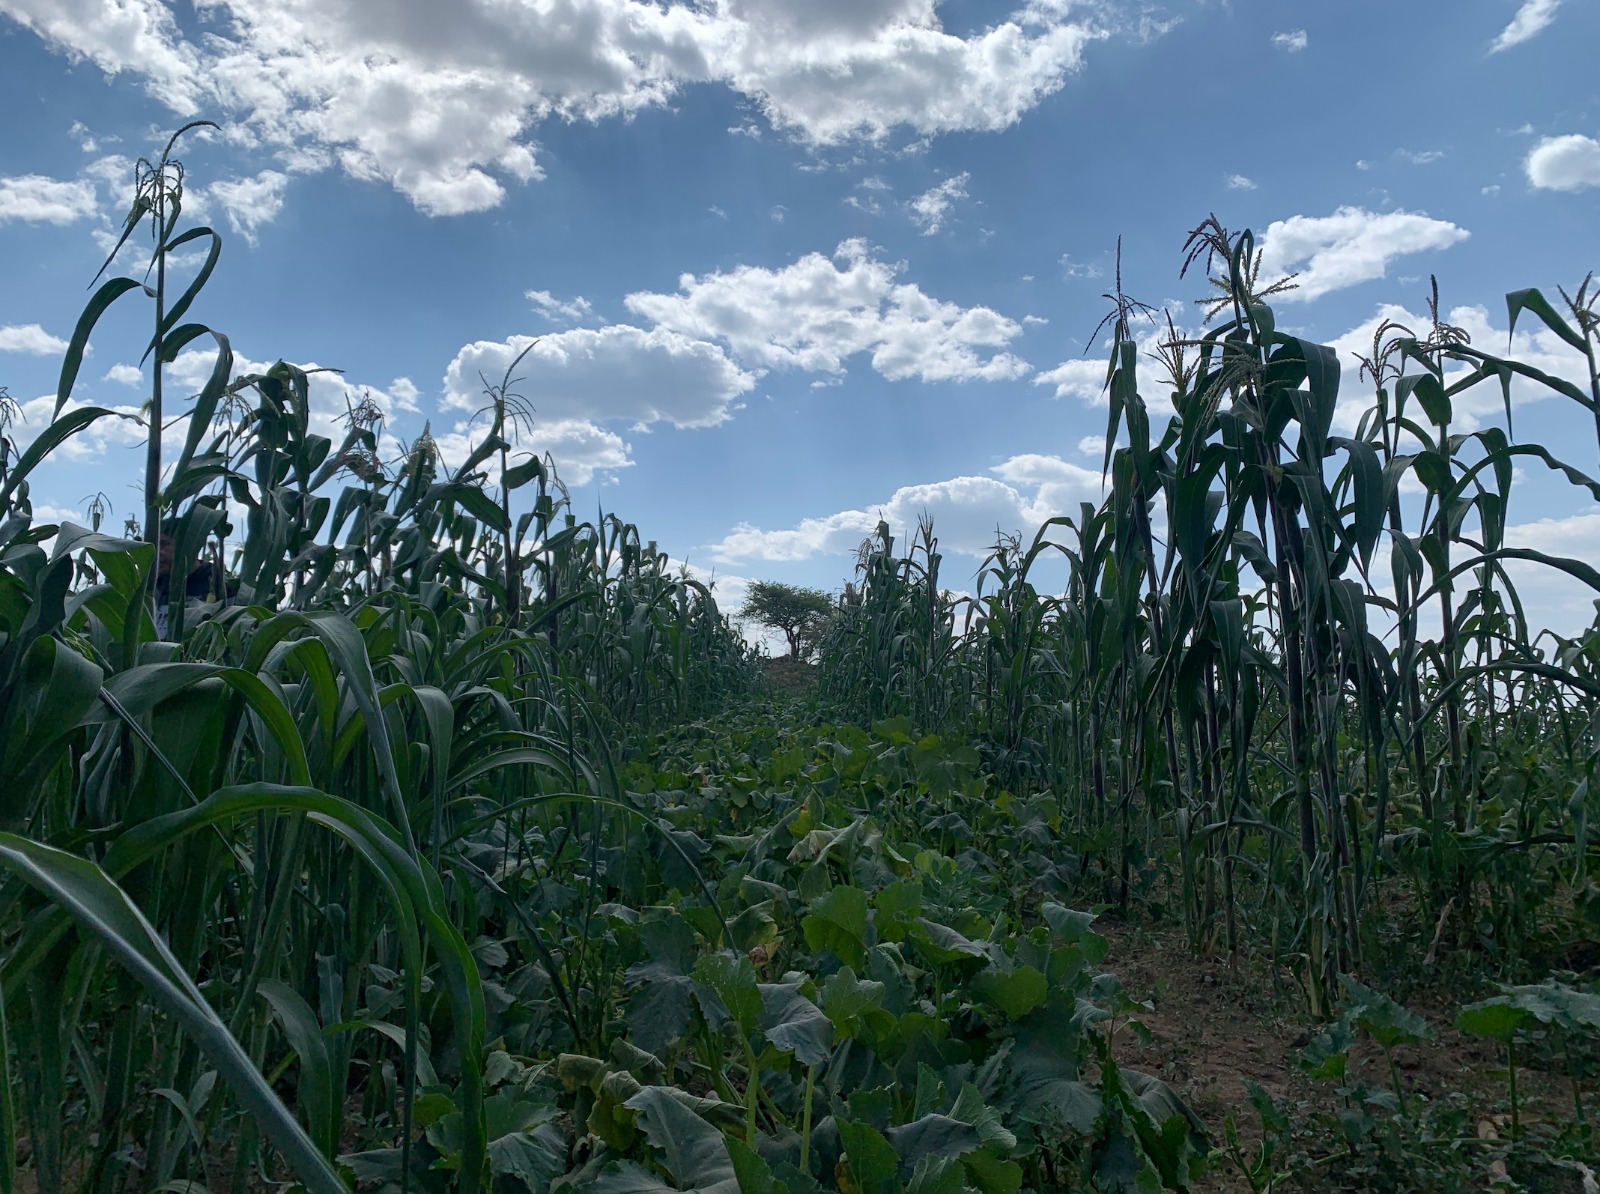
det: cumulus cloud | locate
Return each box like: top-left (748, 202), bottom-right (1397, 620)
top-left (387, 376), bottom-right (421, 413)
top-left (1226, 173), bottom-right (1257, 190)
top-left (205, 169), bottom-right (288, 243)
top-left (1258, 206), bottom-right (1470, 302)
top-left (0, 0), bottom-right (1105, 214)
top-left (907, 171), bottom-right (970, 235)
top-left (710, 453), bottom-right (1107, 563)
top-left (625, 238), bottom-right (1029, 384)
top-left (1490, 0), bottom-right (1563, 52)
top-left (442, 325), bottom-right (757, 431)
top-left (0, 324), bottom-right (69, 355)
top-left (1033, 357), bottom-right (1107, 401)
top-left (104, 363), bottom-right (144, 385)
top-left (1271, 29), bottom-right (1308, 52)
top-left (0, 173), bottom-right (99, 223)
top-left (1525, 134), bottom-right (1600, 191)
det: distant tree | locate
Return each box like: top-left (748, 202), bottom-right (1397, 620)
top-left (738, 580), bottom-right (834, 661)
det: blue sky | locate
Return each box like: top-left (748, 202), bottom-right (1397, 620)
top-left (2, 0), bottom-right (1598, 640)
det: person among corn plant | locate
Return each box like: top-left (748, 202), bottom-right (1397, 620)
top-left (154, 520), bottom-right (237, 637)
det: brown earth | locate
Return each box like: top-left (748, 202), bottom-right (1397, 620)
top-left (761, 655), bottom-right (819, 698)
top-left (1096, 915), bottom-right (1594, 1191)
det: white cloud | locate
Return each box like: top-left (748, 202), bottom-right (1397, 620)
top-left (1076, 434), bottom-right (1106, 458)
top-left (625, 238), bottom-right (1029, 384)
top-left (0, 324), bottom-right (69, 355)
top-left (1258, 206), bottom-right (1470, 302)
top-left (1034, 357), bottom-right (1106, 401)
top-left (710, 453), bottom-right (1106, 563)
top-left (68, 120), bottom-right (99, 152)
top-left (205, 169), bottom-right (288, 243)
top-left (387, 376), bottom-right (421, 413)
top-left (0, 173), bottom-right (98, 223)
top-left (1226, 173), bottom-right (1257, 191)
top-left (443, 325), bottom-right (757, 432)
top-left (1271, 29), bottom-right (1308, 52)
top-left (1397, 148), bottom-right (1444, 165)
top-left (907, 171), bottom-right (970, 235)
top-left (1525, 134), bottom-right (1600, 192)
top-left (1059, 253), bottom-right (1102, 279)
top-left (1490, 0), bottom-right (1563, 52)
top-left (708, 204), bottom-right (728, 219)
top-left (1, 0), bottom-right (1103, 214)
top-left (526, 289), bottom-right (595, 325)
top-left (770, 204), bottom-right (787, 223)
top-left (104, 363), bottom-right (144, 385)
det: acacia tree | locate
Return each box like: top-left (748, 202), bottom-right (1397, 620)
top-left (739, 580), bottom-right (833, 660)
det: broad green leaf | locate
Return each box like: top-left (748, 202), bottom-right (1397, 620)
top-left (885, 1114), bottom-right (981, 1168)
top-left (694, 951), bottom-right (763, 1036)
top-left (819, 967), bottom-right (885, 1037)
top-left (801, 886), bottom-right (869, 970)
top-left (759, 982), bottom-right (832, 1065)
top-left (972, 966), bottom-right (1047, 1020)
top-left (1339, 976), bottom-right (1431, 1050)
top-left (1456, 997), bottom-right (1530, 1044)
top-left (624, 1085), bottom-right (738, 1194)
top-left (836, 1120), bottom-right (899, 1194)
top-left (909, 918), bottom-right (986, 967)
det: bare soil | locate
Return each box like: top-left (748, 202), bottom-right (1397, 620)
top-left (1096, 915), bottom-right (1593, 1191)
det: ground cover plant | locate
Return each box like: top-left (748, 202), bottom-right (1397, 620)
top-left (0, 129), bottom-right (1597, 1193)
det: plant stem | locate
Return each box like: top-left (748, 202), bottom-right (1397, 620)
top-left (800, 1063), bottom-right (816, 1175)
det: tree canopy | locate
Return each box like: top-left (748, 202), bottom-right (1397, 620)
top-left (738, 580), bottom-right (834, 660)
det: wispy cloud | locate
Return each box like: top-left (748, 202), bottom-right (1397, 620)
top-left (907, 172), bottom-right (971, 235)
top-left (1271, 29), bottom-right (1308, 52)
top-left (1490, 0), bottom-right (1562, 52)
top-left (526, 289), bottom-right (595, 324)
top-left (1226, 173), bottom-right (1257, 190)
top-left (1059, 253), bottom-right (1103, 280)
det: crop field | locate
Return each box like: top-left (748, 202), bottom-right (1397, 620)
top-left (2, 126), bottom-right (1598, 1194)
